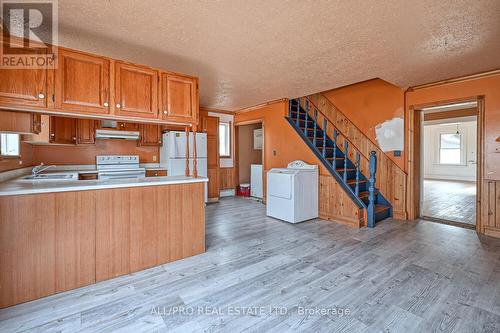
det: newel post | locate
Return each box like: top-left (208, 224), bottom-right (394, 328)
top-left (367, 151), bottom-right (377, 228)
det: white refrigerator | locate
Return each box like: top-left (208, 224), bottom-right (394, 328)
top-left (160, 131), bottom-right (208, 202)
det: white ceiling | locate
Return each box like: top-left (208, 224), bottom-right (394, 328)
top-left (56, 0), bottom-right (500, 111)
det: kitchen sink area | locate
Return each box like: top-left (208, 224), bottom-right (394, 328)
top-left (18, 172), bottom-right (79, 182)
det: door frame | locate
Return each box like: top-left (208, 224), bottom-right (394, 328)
top-left (406, 96), bottom-right (485, 232)
top-left (234, 119), bottom-right (265, 201)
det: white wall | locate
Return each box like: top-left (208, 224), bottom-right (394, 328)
top-left (423, 120), bottom-right (477, 181)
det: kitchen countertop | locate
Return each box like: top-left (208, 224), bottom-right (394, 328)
top-left (0, 175), bottom-right (208, 196)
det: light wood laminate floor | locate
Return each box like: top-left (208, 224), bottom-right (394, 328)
top-left (1, 197), bottom-right (499, 332)
top-left (422, 179), bottom-right (476, 225)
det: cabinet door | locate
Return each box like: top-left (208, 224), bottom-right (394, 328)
top-left (161, 74), bottom-right (196, 123)
top-left (0, 48), bottom-right (48, 108)
top-left (204, 116), bottom-right (220, 200)
top-left (139, 124), bottom-right (161, 146)
top-left (55, 49), bottom-right (110, 114)
top-left (114, 62), bottom-right (158, 119)
top-left (76, 119), bottom-right (97, 144)
top-left (50, 117), bottom-right (77, 144)
top-left (118, 122), bottom-right (140, 131)
top-left (32, 114), bottom-right (42, 134)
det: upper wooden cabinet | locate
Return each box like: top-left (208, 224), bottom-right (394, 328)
top-left (0, 47), bottom-right (48, 109)
top-left (0, 42), bottom-right (199, 125)
top-left (114, 62), bottom-right (158, 119)
top-left (55, 49), bottom-right (110, 115)
top-left (50, 117), bottom-right (77, 145)
top-left (139, 124), bottom-right (162, 146)
top-left (161, 73), bottom-right (197, 123)
top-left (76, 119), bottom-right (97, 144)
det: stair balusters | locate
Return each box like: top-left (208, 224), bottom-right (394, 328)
top-left (288, 99), bottom-right (292, 118)
top-left (313, 109), bottom-right (318, 147)
top-left (355, 152), bottom-right (360, 197)
top-left (343, 140), bottom-right (348, 183)
top-left (296, 98), bottom-right (300, 127)
top-left (322, 118), bottom-right (327, 158)
top-left (332, 129), bottom-right (338, 169)
top-left (304, 99), bottom-right (308, 135)
top-left (367, 151), bottom-right (377, 228)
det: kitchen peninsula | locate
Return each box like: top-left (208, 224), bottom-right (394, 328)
top-left (0, 174), bottom-right (207, 308)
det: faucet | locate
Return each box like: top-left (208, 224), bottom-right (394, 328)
top-left (32, 163), bottom-right (55, 177)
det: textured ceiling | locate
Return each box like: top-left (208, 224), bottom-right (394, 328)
top-left (55, 0), bottom-right (500, 111)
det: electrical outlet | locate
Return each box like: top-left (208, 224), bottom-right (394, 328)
top-left (273, 149), bottom-right (277, 156)
top-left (152, 155), bottom-right (157, 162)
top-left (393, 150), bottom-right (401, 157)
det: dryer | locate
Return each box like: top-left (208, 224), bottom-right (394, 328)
top-left (266, 160), bottom-right (318, 223)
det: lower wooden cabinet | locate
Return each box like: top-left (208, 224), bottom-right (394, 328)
top-left (145, 169), bottom-right (167, 177)
top-left (0, 182), bottom-right (205, 308)
top-left (0, 191), bottom-right (96, 308)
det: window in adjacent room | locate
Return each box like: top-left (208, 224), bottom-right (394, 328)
top-left (439, 133), bottom-right (461, 165)
top-left (219, 122), bottom-right (231, 157)
top-left (0, 133), bottom-right (20, 157)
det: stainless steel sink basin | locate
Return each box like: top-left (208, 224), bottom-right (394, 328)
top-left (19, 173), bottom-right (79, 181)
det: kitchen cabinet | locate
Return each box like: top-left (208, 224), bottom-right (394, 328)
top-left (117, 122), bottom-right (140, 131)
top-left (114, 62), bottom-right (158, 119)
top-left (0, 110), bottom-right (41, 134)
top-left (145, 169), bottom-right (167, 177)
top-left (139, 124), bottom-right (162, 146)
top-left (55, 48), bottom-right (110, 115)
top-left (0, 191), bottom-right (96, 308)
top-left (204, 116), bottom-right (220, 200)
top-left (76, 119), bottom-right (97, 144)
top-left (0, 45), bottom-right (49, 109)
top-left (50, 117), bottom-right (77, 144)
top-left (161, 73), bottom-right (197, 123)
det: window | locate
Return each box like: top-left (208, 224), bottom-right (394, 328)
top-left (439, 133), bottom-right (461, 164)
top-left (219, 122), bottom-right (231, 157)
top-left (0, 133), bottom-right (20, 157)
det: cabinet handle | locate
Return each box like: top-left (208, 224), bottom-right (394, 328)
top-left (116, 103), bottom-right (121, 108)
top-left (103, 102), bottom-right (109, 107)
top-left (38, 93), bottom-right (45, 99)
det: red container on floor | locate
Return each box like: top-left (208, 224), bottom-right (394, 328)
top-left (237, 183), bottom-right (251, 197)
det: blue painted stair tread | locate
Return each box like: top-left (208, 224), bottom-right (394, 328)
top-left (287, 98), bottom-right (391, 225)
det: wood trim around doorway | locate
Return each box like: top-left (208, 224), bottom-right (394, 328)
top-left (406, 96), bottom-right (485, 232)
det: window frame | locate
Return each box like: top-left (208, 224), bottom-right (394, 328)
top-left (438, 132), bottom-right (465, 166)
top-left (0, 133), bottom-right (21, 158)
top-left (218, 121), bottom-right (231, 158)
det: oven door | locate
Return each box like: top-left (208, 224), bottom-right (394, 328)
top-left (98, 169), bottom-right (146, 180)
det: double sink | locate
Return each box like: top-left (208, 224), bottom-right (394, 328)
top-left (19, 172), bottom-right (79, 182)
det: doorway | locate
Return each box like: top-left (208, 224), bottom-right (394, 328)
top-left (408, 98), bottom-right (484, 230)
top-left (235, 121), bottom-right (264, 200)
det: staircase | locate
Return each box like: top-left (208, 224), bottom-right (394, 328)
top-left (286, 98), bottom-right (391, 227)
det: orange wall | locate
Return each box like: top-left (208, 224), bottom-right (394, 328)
top-left (235, 101), bottom-right (329, 175)
top-left (321, 79), bottom-right (405, 170)
top-left (406, 73), bottom-right (500, 180)
top-left (32, 140), bottom-right (159, 166)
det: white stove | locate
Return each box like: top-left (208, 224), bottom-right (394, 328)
top-left (96, 155), bottom-right (146, 180)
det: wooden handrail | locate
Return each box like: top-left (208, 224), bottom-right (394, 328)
top-left (308, 93), bottom-right (406, 174)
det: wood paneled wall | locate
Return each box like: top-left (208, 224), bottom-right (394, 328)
top-left (0, 182), bottom-right (205, 308)
top-left (308, 93), bottom-right (407, 219)
top-left (319, 175), bottom-right (364, 227)
top-left (482, 180), bottom-right (500, 237)
top-left (219, 167), bottom-right (236, 190)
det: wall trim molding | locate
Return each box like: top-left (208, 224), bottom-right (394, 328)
top-left (409, 69), bottom-right (500, 91)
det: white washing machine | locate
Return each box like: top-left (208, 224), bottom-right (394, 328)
top-left (266, 160), bottom-right (318, 223)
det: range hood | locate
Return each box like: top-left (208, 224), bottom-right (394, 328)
top-left (95, 129), bottom-right (140, 140)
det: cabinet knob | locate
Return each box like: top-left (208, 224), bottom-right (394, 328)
top-left (38, 93), bottom-right (45, 99)
top-left (51, 133), bottom-right (55, 137)
top-left (103, 102), bottom-right (109, 107)
top-left (73, 137), bottom-right (77, 141)
top-left (116, 103), bottom-right (121, 108)
top-left (163, 110), bottom-right (167, 114)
